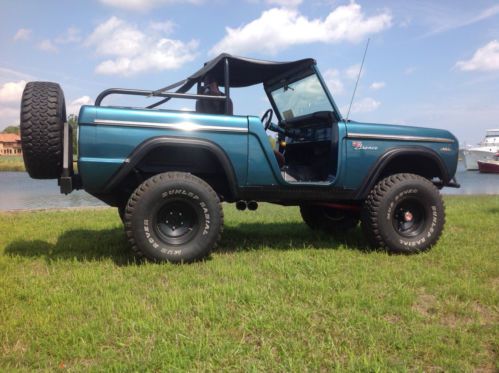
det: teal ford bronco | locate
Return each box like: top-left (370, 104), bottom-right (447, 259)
top-left (20, 54), bottom-right (460, 262)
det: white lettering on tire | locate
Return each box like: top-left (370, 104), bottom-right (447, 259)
top-left (143, 218), bottom-right (182, 256)
top-left (143, 187), bottom-right (214, 254)
top-left (398, 204), bottom-right (438, 247)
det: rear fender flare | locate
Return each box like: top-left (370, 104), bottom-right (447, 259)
top-left (103, 136), bottom-right (239, 198)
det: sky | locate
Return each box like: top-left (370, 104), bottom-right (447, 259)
top-left (1, 0), bottom-right (499, 146)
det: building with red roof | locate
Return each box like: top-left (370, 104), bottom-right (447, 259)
top-left (0, 133), bottom-right (22, 156)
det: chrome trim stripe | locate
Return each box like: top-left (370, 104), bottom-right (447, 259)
top-left (347, 132), bottom-right (454, 143)
top-left (93, 119), bottom-right (248, 133)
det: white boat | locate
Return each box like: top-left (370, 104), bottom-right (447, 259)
top-left (462, 129), bottom-right (499, 170)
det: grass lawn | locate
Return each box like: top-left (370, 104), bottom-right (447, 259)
top-left (0, 156), bottom-right (24, 172)
top-left (1, 196), bottom-right (498, 371)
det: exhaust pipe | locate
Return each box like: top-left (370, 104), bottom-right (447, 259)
top-left (236, 200), bottom-right (247, 211)
top-left (247, 201), bottom-right (258, 211)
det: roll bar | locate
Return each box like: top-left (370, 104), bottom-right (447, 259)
top-left (95, 88), bottom-right (226, 106)
top-left (95, 58), bottom-right (232, 114)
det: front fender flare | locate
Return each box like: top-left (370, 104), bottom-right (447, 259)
top-left (354, 146), bottom-right (449, 199)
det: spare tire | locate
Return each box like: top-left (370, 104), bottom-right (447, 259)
top-left (20, 81), bottom-right (66, 179)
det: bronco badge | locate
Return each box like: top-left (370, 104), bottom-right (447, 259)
top-left (352, 141), bottom-right (378, 151)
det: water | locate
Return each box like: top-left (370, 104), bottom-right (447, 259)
top-left (0, 161), bottom-right (497, 210)
top-left (0, 172), bottom-right (104, 210)
top-left (444, 161), bottom-right (499, 195)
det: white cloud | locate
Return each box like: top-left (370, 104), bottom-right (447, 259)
top-left (345, 64), bottom-right (362, 80)
top-left (350, 97), bottom-right (380, 113)
top-left (85, 17), bottom-right (198, 75)
top-left (323, 68), bottom-right (343, 94)
top-left (149, 20), bottom-right (175, 34)
top-left (323, 65), bottom-right (373, 95)
top-left (0, 80), bottom-right (26, 103)
top-left (86, 17), bottom-right (145, 57)
top-left (386, 96), bottom-right (499, 146)
top-left (0, 80), bottom-right (27, 129)
top-left (0, 107), bottom-right (20, 128)
top-left (0, 67), bottom-right (34, 82)
top-left (210, 2), bottom-right (392, 55)
top-left (266, 0), bottom-right (302, 7)
top-left (13, 28), bottom-right (31, 41)
top-left (37, 39), bottom-right (58, 53)
top-left (93, 39), bottom-right (198, 76)
top-left (456, 40), bottom-right (499, 72)
top-left (68, 96), bottom-right (93, 115)
top-left (98, 0), bottom-right (201, 11)
top-left (55, 27), bottom-right (82, 44)
top-left (370, 81), bottom-right (385, 90)
top-left (422, 4), bottom-right (499, 37)
top-left (33, 28), bottom-right (80, 56)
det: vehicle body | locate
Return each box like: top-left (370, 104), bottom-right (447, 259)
top-left (462, 129), bottom-right (499, 170)
top-left (20, 54), bottom-right (460, 262)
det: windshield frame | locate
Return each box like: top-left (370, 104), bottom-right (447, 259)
top-left (264, 64), bottom-right (343, 122)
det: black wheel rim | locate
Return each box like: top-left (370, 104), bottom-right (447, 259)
top-left (154, 199), bottom-right (201, 245)
top-left (392, 198), bottom-right (426, 237)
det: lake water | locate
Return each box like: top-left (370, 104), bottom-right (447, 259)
top-left (0, 172), bottom-right (104, 211)
top-left (0, 161), bottom-right (497, 211)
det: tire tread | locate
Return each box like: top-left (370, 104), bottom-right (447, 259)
top-left (20, 81), bottom-right (65, 179)
top-left (124, 172), bottom-right (224, 262)
top-left (361, 173), bottom-right (445, 253)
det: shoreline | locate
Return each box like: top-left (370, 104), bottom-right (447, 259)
top-left (1, 205), bottom-right (110, 213)
top-left (0, 155), bottom-right (25, 172)
top-left (0, 166), bottom-right (25, 172)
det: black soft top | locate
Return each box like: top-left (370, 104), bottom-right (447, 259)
top-left (97, 54), bottom-right (317, 110)
top-left (173, 53), bottom-right (315, 93)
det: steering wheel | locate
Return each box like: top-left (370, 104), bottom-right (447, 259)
top-left (260, 108), bottom-right (274, 131)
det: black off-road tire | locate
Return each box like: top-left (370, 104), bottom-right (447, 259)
top-left (124, 172), bottom-right (223, 263)
top-left (361, 173), bottom-right (445, 254)
top-left (300, 205), bottom-right (359, 232)
top-left (20, 81), bottom-right (66, 179)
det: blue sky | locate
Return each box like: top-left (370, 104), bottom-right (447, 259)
top-left (1, 0), bottom-right (499, 145)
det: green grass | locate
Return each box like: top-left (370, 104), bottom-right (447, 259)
top-left (0, 156), bottom-right (25, 171)
top-left (1, 196), bottom-right (498, 371)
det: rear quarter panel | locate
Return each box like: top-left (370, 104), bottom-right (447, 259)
top-left (78, 106), bottom-right (249, 192)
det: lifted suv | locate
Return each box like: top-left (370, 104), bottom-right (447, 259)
top-left (20, 53), bottom-right (459, 262)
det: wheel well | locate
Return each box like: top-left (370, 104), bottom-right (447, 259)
top-left (356, 151), bottom-right (447, 200)
top-left (379, 154), bottom-right (444, 181)
top-left (112, 146), bottom-right (236, 204)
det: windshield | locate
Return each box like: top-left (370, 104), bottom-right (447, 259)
top-left (270, 73), bottom-right (334, 120)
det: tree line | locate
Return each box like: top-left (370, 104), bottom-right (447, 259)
top-left (2, 115), bottom-right (78, 155)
